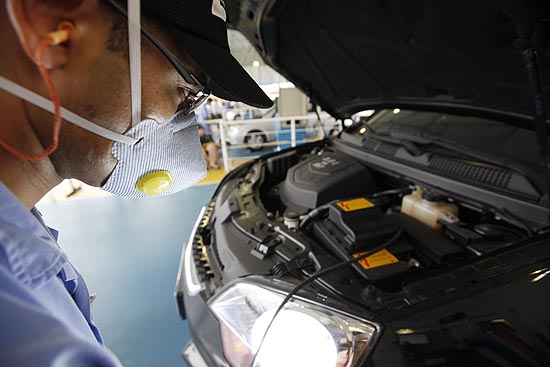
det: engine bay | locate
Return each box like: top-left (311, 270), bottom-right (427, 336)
top-left (196, 142), bottom-right (545, 313)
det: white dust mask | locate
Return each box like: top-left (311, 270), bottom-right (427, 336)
top-left (102, 111), bottom-right (206, 197)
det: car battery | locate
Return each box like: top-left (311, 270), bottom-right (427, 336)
top-left (311, 198), bottom-right (426, 289)
top-left (324, 198), bottom-right (399, 252)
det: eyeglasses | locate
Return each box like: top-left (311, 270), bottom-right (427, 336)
top-left (153, 43), bottom-right (211, 114)
top-left (103, 0), bottom-right (211, 114)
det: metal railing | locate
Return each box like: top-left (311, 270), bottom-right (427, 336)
top-left (200, 114), bottom-right (340, 170)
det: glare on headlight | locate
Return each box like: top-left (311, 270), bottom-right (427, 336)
top-left (209, 281), bottom-right (380, 367)
top-left (251, 309), bottom-right (338, 367)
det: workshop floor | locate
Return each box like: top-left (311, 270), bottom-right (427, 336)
top-left (37, 184), bottom-right (216, 367)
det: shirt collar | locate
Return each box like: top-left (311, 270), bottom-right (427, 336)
top-left (0, 182), bottom-right (67, 289)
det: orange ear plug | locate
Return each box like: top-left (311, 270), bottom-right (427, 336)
top-left (47, 21), bottom-right (74, 45)
top-left (0, 21), bottom-right (74, 160)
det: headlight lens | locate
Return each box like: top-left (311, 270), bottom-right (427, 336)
top-left (209, 281), bottom-right (380, 367)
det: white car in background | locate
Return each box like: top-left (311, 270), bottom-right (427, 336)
top-left (225, 115), bottom-right (342, 151)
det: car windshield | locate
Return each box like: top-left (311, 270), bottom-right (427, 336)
top-left (354, 109), bottom-right (543, 177)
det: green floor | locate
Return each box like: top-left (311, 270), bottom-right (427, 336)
top-left (37, 184), bottom-right (216, 367)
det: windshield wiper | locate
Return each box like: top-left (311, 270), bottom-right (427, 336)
top-left (365, 128), bottom-right (540, 180)
top-left (362, 129), bottom-right (424, 156)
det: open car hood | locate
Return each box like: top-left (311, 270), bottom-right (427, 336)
top-left (228, 0), bottom-right (550, 122)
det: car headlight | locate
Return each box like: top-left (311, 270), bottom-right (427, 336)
top-left (209, 280), bottom-right (381, 367)
top-left (226, 111), bottom-right (236, 121)
top-left (227, 126), bottom-right (240, 137)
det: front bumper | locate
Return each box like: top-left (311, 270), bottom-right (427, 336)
top-left (182, 342), bottom-right (209, 367)
top-left (182, 285), bottom-right (228, 367)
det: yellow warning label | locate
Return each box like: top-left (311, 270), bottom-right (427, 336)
top-left (353, 248), bottom-right (399, 270)
top-left (336, 198), bottom-right (375, 212)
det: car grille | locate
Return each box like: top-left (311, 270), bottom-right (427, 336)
top-left (192, 203), bottom-right (216, 282)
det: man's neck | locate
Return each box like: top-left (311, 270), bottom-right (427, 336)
top-left (0, 152), bottom-right (62, 209)
top-left (0, 90), bottom-right (62, 208)
top-left (0, 71), bottom-right (62, 209)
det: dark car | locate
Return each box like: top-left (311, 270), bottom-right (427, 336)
top-left (175, 1), bottom-right (550, 366)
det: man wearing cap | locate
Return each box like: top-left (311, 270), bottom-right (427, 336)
top-left (0, 0), bottom-right (272, 365)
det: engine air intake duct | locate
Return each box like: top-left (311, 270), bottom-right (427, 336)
top-left (279, 151), bottom-right (378, 211)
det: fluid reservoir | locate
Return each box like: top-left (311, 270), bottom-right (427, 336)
top-left (401, 188), bottom-right (459, 231)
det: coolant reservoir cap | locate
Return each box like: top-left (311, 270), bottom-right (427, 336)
top-left (285, 211), bottom-right (300, 220)
top-left (421, 190), bottom-right (445, 202)
top-left (474, 224), bottom-right (504, 239)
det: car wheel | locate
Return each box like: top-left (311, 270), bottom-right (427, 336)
top-left (244, 131), bottom-right (267, 151)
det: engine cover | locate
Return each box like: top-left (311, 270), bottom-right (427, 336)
top-left (279, 151), bottom-right (378, 211)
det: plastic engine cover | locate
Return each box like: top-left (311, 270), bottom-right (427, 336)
top-left (280, 151), bottom-right (378, 210)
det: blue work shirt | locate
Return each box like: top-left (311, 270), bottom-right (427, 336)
top-left (0, 182), bottom-right (122, 366)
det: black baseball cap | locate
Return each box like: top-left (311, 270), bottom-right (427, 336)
top-left (106, 0), bottom-right (273, 109)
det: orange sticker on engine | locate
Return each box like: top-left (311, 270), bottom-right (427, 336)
top-left (336, 198), bottom-right (375, 212)
top-left (353, 248), bottom-right (399, 270)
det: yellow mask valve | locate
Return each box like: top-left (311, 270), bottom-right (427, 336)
top-left (135, 171), bottom-right (173, 196)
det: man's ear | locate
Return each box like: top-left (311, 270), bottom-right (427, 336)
top-left (6, 0), bottom-right (84, 69)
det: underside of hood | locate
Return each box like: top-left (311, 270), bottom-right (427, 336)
top-left (228, 0), bottom-right (550, 122)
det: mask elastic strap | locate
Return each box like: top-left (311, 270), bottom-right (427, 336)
top-left (128, 1), bottom-right (141, 127)
top-left (0, 76), bottom-right (138, 146)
